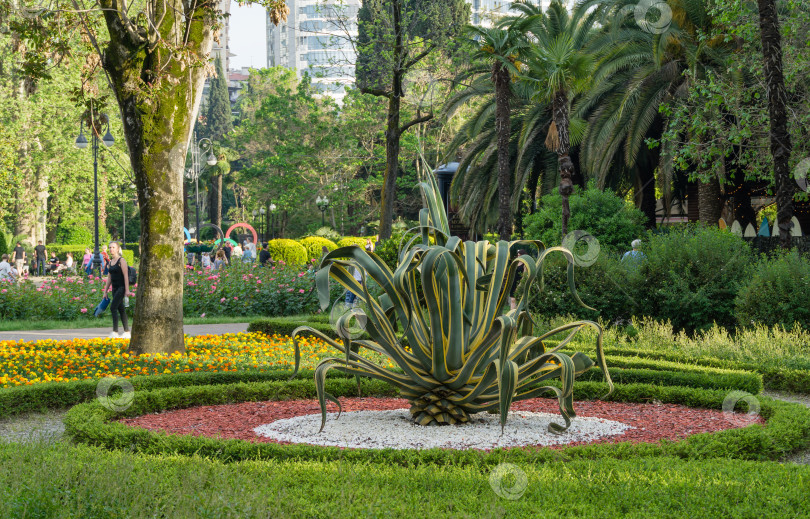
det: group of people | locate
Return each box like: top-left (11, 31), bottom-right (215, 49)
top-left (188, 237), bottom-right (278, 270)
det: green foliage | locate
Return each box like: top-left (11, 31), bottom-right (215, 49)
top-left (298, 236), bottom-right (338, 262)
top-left (264, 239), bottom-right (308, 266)
top-left (735, 251), bottom-right (810, 330)
top-left (0, 228), bottom-right (7, 257)
top-left (204, 56), bottom-right (233, 140)
top-left (3, 444), bottom-right (810, 519)
top-left (639, 226), bottom-right (752, 332)
top-left (524, 184), bottom-right (646, 252)
top-left (336, 237), bottom-right (366, 249)
top-left (54, 220), bottom-right (94, 245)
top-left (314, 227), bottom-right (341, 241)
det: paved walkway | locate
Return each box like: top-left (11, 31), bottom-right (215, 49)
top-left (0, 323), bottom-right (249, 342)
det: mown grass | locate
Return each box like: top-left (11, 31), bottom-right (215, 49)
top-left (0, 315), bottom-right (263, 332)
top-left (0, 440), bottom-right (807, 518)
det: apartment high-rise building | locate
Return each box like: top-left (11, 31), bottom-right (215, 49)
top-left (266, 0), bottom-right (359, 103)
top-left (212, 0), bottom-right (234, 71)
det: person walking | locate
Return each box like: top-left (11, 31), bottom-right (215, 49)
top-left (222, 241), bottom-right (232, 265)
top-left (621, 239), bottom-right (646, 264)
top-left (102, 241), bottom-right (131, 339)
top-left (213, 249), bottom-right (227, 270)
top-left (34, 240), bottom-right (47, 276)
top-left (0, 254), bottom-right (12, 281)
top-left (13, 242), bottom-right (26, 275)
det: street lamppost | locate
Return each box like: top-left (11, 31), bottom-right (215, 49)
top-left (269, 202), bottom-right (277, 239)
top-left (315, 196), bottom-right (329, 227)
top-left (259, 206), bottom-right (266, 242)
top-left (185, 131), bottom-right (217, 243)
top-left (75, 111), bottom-right (115, 275)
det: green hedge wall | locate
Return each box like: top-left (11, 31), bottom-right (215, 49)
top-left (299, 236), bottom-right (338, 262)
top-left (266, 239), bottom-right (308, 266)
top-left (63, 379), bottom-right (810, 465)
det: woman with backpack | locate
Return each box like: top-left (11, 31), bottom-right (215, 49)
top-left (101, 241), bottom-right (131, 338)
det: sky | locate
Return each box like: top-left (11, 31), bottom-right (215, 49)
top-left (228, 4), bottom-right (268, 71)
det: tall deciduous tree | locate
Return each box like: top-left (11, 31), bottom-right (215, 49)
top-left (756, 0), bottom-right (794, 247)
top-left (204, 56), bottom-right (232, 228)
top-left (355, 0), bottom-right (469, 240)
top-left (10, 0), bottom-right (289, 354)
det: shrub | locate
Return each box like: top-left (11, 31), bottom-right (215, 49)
top-left (735, 251), bottom-right (810, 330)
top-left (314, 226), bottom-right (341, 241)
top-left (528, 254), bottom-right (643, 323)
top-left (299, 236), bottom-right (338, 262)
top-left (265, 239), bottom-right (308, 266)
top-left (524, 183), bottom-right (646, 253)
top-left (336, 236), bottom-right (366, 249)
top-left (639, 226), bottom-right (752, 332)
top-left (0, 229), bottom-right (7, 257)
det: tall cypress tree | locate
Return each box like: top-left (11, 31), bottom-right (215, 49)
top-left (205, 56), bottom-right (233, 229)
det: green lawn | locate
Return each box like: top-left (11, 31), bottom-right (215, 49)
top-left (0, 441), bottom-right (807, 518)
top-left (0, 315), bottom-right (263, 332)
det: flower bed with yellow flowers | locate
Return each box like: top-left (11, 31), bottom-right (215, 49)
top-left (0, 332), bottom-right (395, 388)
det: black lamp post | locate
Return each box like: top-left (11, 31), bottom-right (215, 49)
top-left (259, 206), bottom-right (266, 242)
top-left (315, 196), bottom-right (329, 227)
top-left (75, 111), bottom-right (115, 276)
top-left (269, 202), bottom-right (277, 239)
top-left (185, 131), bottom-right (217, 243)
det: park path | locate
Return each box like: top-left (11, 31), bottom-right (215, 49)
top-left (0, 322), bottom-right (249, 342)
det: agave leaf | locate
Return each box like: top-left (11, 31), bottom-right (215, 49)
top-left (496, 358), bottom-right (519, 431)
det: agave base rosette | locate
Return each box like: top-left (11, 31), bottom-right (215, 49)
top-left (292, 171), bottom-right (612, 434)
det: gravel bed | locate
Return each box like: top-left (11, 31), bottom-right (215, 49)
top-left (0, 411), bottom-right (66, 444)
top-left (254, 409), bottom-right (632, 450)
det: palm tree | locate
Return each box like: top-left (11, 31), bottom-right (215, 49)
top-left (577, 0), bottom-right (738, 226)
top-left (521, 0), bottom-right (599, 236)
top-left (463, 25), bottom-right (528, 240)
top-left (756, 0), bottom-right (794, 247)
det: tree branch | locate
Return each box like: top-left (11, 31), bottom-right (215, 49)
top-left (359, 86), bottom-right (393, 99)
top-left (399, 112), bottom-right (433, 134)
top-left (402, 44), bottom-right (436, 71)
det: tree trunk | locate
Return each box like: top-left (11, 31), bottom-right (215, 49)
top-left (698, 177), bottom-right (723, 225)
top-left (100, 0), bottom-right (213, 355)
top-left (757, 0), bottom-right (794, 248)
top-left (552, 90), bottom-right (574, 237)
top-left (378, 90), bottom-right (401, 242)
top-left (210, 173), bottom-right (222, 228)
top-left (493, 62), bottom-right (512, 241)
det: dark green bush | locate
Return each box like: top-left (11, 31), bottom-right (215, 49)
top-left (247, 315), bottom-right (338, 338)
top-left (735, 251), bottom-right (810, 330)
top-left (524, 183), bottom-right (646, 253)
top-left (528, 254), bottom-right (643, 323)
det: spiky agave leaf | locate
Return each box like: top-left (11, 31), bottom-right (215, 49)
top-left (291, 169), bottom-right (613, 434)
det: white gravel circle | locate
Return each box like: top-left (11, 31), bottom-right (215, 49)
top-left (253, 409), bottom-right (632, 450)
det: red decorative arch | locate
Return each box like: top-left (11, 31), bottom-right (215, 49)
top-left (225, 223), bottom-right (258, 246)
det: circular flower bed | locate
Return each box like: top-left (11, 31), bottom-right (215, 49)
top-left (119, 396), bottom-right (764, 451)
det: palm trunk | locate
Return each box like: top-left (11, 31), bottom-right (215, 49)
top-left (698, 177), bottom-right (723, 225)
top-left (100, 0), bottom-right (213, 355)
top-left (551, 90), bottom-right (573, 237)
top-left (493, 62), bottom-right (512, 241)
top-left (757, 0), bottom-right (794, 248)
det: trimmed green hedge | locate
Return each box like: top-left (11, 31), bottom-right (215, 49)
top-left (248, 316), bottom-right (341, 338)
top-left (64, 379), bottom-right (810, 465)
top-left (0, 368), bottom-right (347, 419)
top-left (576, 367), bottom-right (762, 394)
top-left (299, 236), bottom-right (338, 261)
top-left (265, 239), bottom-right (308, 266)
top-left (336, 237), bottom-right (366, 248)
top-left (601, 345), bottom-right (810, 394)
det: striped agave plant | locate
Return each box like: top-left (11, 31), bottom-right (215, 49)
top-left (292, 172), bottom-right (612, 433)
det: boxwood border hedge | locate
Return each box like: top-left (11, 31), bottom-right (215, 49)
top-left (63, 379), bottom-right (810, 467)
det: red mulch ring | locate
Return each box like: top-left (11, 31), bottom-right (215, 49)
top-left (118, 397), bottom-right (764, 450)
